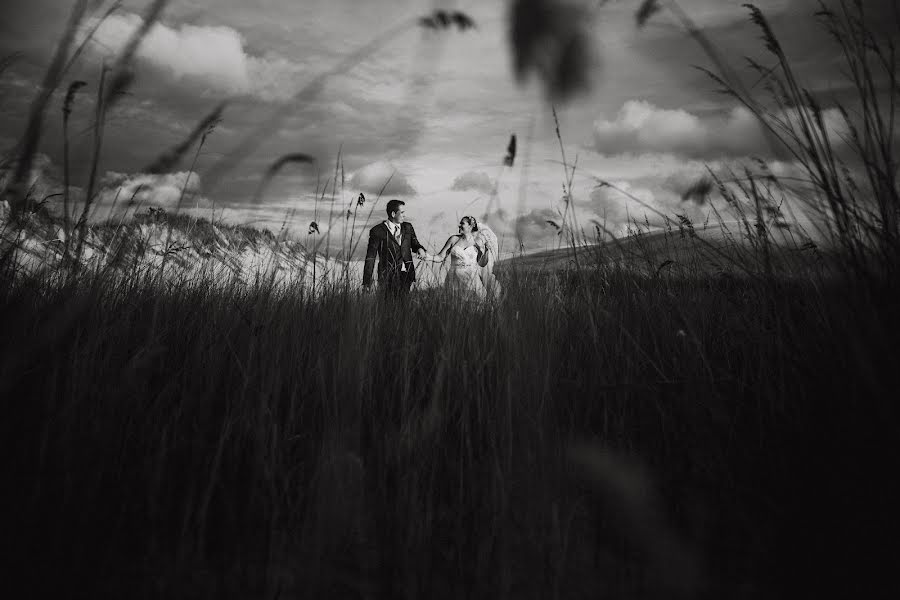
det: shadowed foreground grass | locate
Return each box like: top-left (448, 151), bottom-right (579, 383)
top-left (2, 259), bottom-right (898, 599)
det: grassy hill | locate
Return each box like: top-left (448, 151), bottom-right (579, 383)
top-left (498, 221), bottom-right (829, 279)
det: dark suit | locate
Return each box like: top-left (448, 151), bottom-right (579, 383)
top-left (363, 221), bottom-right (426, 295)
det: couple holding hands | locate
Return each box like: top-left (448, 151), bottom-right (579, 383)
top-left (362, 199), bottom-right (501, 301)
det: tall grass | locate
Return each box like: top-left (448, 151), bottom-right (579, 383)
top-left (2, 243), bottom-right (898, 597)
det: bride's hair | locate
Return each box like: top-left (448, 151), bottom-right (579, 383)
top-left (459, 215), bottom-right (479, 232)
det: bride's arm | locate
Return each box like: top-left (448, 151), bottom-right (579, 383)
top-left (423, 236), bottom-right (458, 262)
top-left (475, 241), bottom-right (489, 267)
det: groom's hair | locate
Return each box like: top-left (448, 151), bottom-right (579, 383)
top-left (386, 199), bottom-right (404, 217)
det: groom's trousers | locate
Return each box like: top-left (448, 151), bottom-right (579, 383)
top-left (380, 276), bottom-right (411, 298)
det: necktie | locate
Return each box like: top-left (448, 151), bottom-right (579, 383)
top-left (394, 224), bottom-right (406, 271)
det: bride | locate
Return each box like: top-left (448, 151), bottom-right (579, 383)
top-left (422, 216), bottom-right (501, 300)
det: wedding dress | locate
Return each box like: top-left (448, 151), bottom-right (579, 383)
top-left (445, 244), bottom-right (488, 299)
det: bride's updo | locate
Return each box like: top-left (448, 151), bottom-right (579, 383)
top-left (459, 215), bottom-right (479, 232)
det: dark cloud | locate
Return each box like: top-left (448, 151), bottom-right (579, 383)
top-left (617, 0), bottom-right (880, 117)
top-left (661, 165), bottom-right (720, 199)
top-left (0, 1), bottom-right (73, 58)
top-left (0, 152), bottom-right (63, 203)
top-left (450, 170), bottom-right (494, 194)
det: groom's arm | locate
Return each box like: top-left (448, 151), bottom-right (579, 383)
top-left (363, 230), bottom-right (380, 287)
top-left (408, 224), bottom-right (426, 256)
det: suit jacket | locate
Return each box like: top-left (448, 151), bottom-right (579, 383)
top-left (363, 221), bottom-right (425, 287)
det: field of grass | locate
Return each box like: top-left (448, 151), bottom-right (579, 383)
top-left (2, 229), bottom-right (899, 598)
top-left (2, 0), bottom-right (899, 598)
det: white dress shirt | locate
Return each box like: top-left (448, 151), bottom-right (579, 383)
top-left (384, 220), bottom-right (406, 271)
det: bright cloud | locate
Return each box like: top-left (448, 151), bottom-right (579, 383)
top-left (450, 171), bottom-right (495, 194)
top-left (589, 181), bottom-right (660, 232)
top-left (512, 207), bottom-right (565, 247)
top-left (99, 171), bottom-right (208, 209)
top-left (593, 100), bottom-right (771, 158)
top-left (349, 161), bottom-right (416, 197)
top-left (89, 13), bottom-right (307, 101)
top-left (593, 100), bottom-right (851, 159)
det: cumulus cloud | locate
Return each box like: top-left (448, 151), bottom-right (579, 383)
top-left (244, 53), bottom-right (309, 102)
top-left (593, 100), bottom-right (849, 159)
top-left (1, 157), bottom-right (211, 219)
top-left (450, 171), bottom-right (495, 194)
top-left (99, 171), bottom-right (208, 208)
top-left (589, 181), bottom-right (661, 233)
top-left (594, 101), bottom-right (768, 158)
top-left (348, 161), bottom-right (415, 196)
top-left (89, 13), bottom-right (307, 101)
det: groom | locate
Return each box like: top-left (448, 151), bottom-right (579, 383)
top-left (363, 199), bottom-right (427, 296)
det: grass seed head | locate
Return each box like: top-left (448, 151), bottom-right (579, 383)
top-left (636, 0), bottom-right (662, 28)
top-left (504, 133), bottom-right (517, 166)
top-left (508, 0), bottom-right (596, 102)
top-left (681, 176), bottom-right (714, 205)
top-left (62, 80), bottom-right (87, 119)
top-left (419, 10), bottom-right (476, 32)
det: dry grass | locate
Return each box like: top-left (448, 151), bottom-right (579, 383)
top-left (1, 235), bottom-right (898, 597)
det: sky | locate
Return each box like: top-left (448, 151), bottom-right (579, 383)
top-left (0, 0), bottom-right (893, 257)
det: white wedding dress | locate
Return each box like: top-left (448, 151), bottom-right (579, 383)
top-left (445, 244), bottom-right (488, 300)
